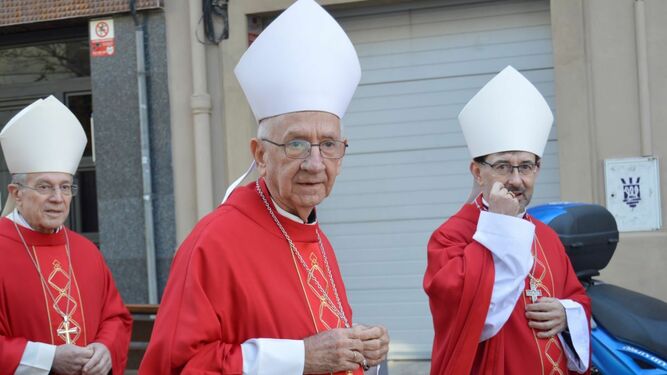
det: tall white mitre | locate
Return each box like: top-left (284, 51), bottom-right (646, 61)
top-left (223, 0), bottom-right (361, 202)
top-left (458, 66), bottom-right (553, 158)
top-left (0, 95), bottom-right (87, 215)
top-left (234, 0), bottom-right (361, 122)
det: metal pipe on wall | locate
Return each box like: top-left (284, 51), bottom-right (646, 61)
top-left (634, 0), bottom-right (652, 156)
top-left (131, 3), bottom-right (159, 304)
top-left (189, 0), bottom-right (214, 217)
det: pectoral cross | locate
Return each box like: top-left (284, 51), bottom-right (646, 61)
top-left (57, 317), bottom-right (79, 344)
top-left (525, 281), bottom-right (542, 303)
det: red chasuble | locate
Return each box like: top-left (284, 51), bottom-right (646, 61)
top-left (423, 201), bottom-right (591, 375)
top-left (0, 218), bottom-right (132, 374)
top-left (140, 179), bottom-right (362, 375)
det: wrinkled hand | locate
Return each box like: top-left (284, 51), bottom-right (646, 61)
top-left (304, 326), bottom-right (365, 374)
top-left (52, 344), bottom-right (93, 375)
top-left (487, 181), bottom-right (521, 216)
top-left (355, 324), bottom-right (389, 368)
top-left (82, 342), bottom-right (112, 375)
top-left (526, 297), bottom-right (567, 339)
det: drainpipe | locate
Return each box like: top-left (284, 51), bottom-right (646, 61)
top-left (130, 1), bottom-right (158, 304)
top-left (189, 0), bottom-right (214, 217)
top-left (634, 0), bottom-right (652, 156)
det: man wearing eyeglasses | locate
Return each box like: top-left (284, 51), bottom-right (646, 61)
top-left (0, 96), bottom-right (132, 375)
top-left (424, 66), bottom-right (591, 374)
top-left (140, 1), bottom-right (388, 375)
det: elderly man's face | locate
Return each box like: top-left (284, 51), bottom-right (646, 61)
top-left (252, 111), bottom-right (344, 220)
top-left (470, 151), bottom-right (540, 212)
top-left (9, 172), bottom-right (73, 233)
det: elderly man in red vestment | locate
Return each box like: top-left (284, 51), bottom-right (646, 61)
top-left (0, 96), bottom-right (132, 375)
top-left (139, 1), bottom-right (389, 374)
top-left (423, 66), bottom-right (592, 375)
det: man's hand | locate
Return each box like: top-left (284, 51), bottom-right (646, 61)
top-left (304, 326), bottom-right (365, 374)
top-left (525, 297), bottom-right (567, 339)
top-left (52, 344), bottom-right (93, 374)
top-left (82, 342), bottom-right (112, 375)
top-left (355, 324), bottom-right (389, 368)
top-left (487, 181), bottom-right (521, 216)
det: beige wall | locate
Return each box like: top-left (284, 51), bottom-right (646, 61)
top-left (552, 0), bottom-right (667, 302)
top-left (164, 0), bottom-right (197, 242)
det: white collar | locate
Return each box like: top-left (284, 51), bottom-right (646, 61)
top-left (271, 198), bottom-right (317, 225)
top-left (6, 208), bottom-right (62, 233)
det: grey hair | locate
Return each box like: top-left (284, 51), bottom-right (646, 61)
top-left (256, 113), bottom-right (345, 138)
top-left (10, 173), bottom-right (74, 185)
top-left (11, 173), bottom-right (27, 185)
top-left (257, 118), bottom-right (272, 139)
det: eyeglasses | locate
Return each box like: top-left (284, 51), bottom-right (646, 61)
top-left (261, 138), bottom-right (348, 159)
top-left (17, 183), bottom-right (78, 197)
top-left (478, 160), bottom-right (539, 176)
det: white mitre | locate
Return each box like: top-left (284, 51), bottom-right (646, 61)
top-left (223, 0), bottom-right (361, 203)
top-left (458, 66), bottom-right (553, 158)
top-left (234, 0), bottom-right (361, 122)
top-left (0, 95), bottom-right (87, 215)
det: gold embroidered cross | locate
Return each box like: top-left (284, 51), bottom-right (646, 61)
top-left (57, 317), bottom-right (79, 344)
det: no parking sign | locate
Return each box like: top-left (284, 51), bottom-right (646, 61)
top-left (89, 19), bottom-right (115, 57)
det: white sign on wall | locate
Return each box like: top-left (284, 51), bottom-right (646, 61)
top-left (89, 19), bottom-right (115, 57)
top-left (604, 157), bottom-right (662, 232)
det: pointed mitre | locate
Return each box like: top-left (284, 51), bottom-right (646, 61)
top-left (234, 0), bottom-right (361, 122)
top-left (458, 66), bottom-right (553, 158)
top-left (0, 95), bottom-right (87, 214)
top-left (222, 0), bottom-right (361, 203)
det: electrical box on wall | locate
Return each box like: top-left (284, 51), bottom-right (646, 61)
top-left (604, 157), bottom-right (662, 232)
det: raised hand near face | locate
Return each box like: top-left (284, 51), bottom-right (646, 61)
top-left (487, 181), bottom-right (521, 216)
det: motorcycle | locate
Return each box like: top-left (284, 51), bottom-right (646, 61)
top-left (528, 202), bottom-right (667, 374)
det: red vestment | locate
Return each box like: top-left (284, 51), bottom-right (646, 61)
top-left (0, 217), bottom-right (132, 374)
top-left (423, 202), bottom-right (591, 375)
top-left (140, 179), bottom-right (362, 375)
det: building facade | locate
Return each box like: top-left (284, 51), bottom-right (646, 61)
top-left (1, 0), bottom-right (665, 372)
top-left (0, 0), bottom-right (176, 305)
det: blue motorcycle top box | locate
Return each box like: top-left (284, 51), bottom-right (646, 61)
top-left (528, 202), bottom-right (619, 277)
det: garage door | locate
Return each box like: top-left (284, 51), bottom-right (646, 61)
top-left (318, 0), bottom-right (558, 359)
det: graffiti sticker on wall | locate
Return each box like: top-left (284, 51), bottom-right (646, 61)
top-left (621, 177), bottom-right (641, 208)
top-left (605, 157), bottom-right (661, 232)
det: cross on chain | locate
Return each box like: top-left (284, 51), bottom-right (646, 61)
top-left (57, 317), bottom-right (79, 344)
top-left (525, 281), bottom-right (542, 303)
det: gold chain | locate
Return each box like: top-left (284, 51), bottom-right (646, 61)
top-left (255, 180), bottom-right (350, 328)
top-left (527, 218), bottom-right (546, 285)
